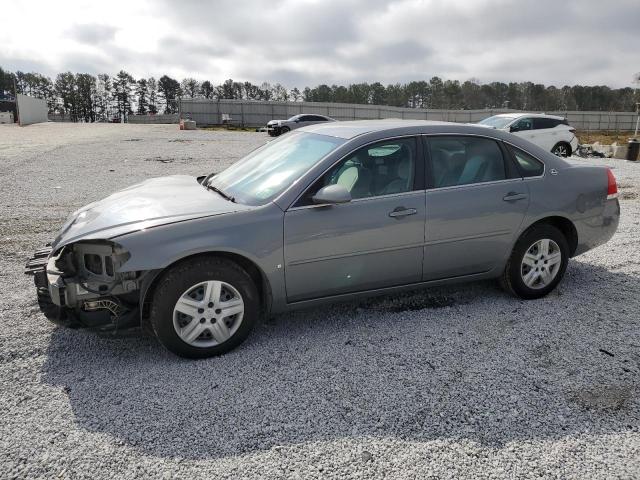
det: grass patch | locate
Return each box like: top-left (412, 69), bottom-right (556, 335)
top-left (199, 126), bottom-right (257, 132)
top-left (576, 130), bottom-right (637, 145)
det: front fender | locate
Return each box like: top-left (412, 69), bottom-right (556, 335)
top-left (113, 203), bottom-right (287, 312)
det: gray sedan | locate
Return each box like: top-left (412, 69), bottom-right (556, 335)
top-left (266, 114), bottom-right (335, 136)
top-left (26, 120), bottom-right (620, 358)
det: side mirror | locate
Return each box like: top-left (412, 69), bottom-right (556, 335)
top-left (312, 184), bottom-right (352, 205)
top-left (510, 125), bottom-right (519, 133)
top-left (294, 118), bottom-right (300, 123)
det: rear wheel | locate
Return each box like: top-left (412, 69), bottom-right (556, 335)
top-left (150, 257), bottom-right (259, 358)
top-left (501, 224), bottom-right (569, 299)
top-left (552, 142), bottom-right (571, 157)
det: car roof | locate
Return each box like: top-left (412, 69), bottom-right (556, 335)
top-left (300, 119), bottom-right (456, 139)
top-left (490, 113), bottom-right (565, 120)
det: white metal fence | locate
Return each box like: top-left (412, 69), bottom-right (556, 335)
top-left (128, 113), bottom-right (179, 124)
top-left (176, 99), bottom-right (639, 131)
top-left (17, 94), bottom-right (48, 126)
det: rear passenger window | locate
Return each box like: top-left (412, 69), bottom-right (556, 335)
top-left (428, 137), bottom-right (506, 188)
top-left (533, 118), bottom-right (559, 129)
top-left (508, 146), bottom-right (544, 177)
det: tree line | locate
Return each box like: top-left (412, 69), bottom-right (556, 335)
top-left (1, 66), bottom-right (637, 122)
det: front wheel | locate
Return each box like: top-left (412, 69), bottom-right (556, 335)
top-left (501, 224), bottom-right (569, 299)
top-left (150, 257), bottom-right (259, 358)
top-left (280, 126), bottom-right (290, 134)
top-left (552, 142), bottom-right (571, 157)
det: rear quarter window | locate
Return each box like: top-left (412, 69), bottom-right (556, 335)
top-left (508, 146), bottom-right (544, 177)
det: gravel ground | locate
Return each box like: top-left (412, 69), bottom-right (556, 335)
top-left (0, 123), bottom-right (638, 479)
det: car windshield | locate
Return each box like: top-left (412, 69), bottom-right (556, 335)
top-left (207, 132), bottom-right (345, 205)
top-left (287, 115), bottom-right (300, 121)
top-left (478, 116), bottom-right (516, 129)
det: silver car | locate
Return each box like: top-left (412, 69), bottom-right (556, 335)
top-left (266, 114), bottom-right (335, 136)
top-left (26, 120), bottom-right (620, 358)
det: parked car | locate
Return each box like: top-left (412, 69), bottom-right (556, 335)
top-left (478, 113), bottom-right (579, 157)
top-left (266, 114), bottom-right (335, 136)
top-left (26, 120), bottom-right (619, 358)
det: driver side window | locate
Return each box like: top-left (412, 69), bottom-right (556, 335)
top-left (298, 137), bottom-right (417, 206)
top-left (512, 118), bottom-right (533, 131)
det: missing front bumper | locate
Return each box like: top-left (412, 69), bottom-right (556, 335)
top-left (25, 245), bottom-right (139, 330)
top-left (25, 245), bottom-right (78, 326)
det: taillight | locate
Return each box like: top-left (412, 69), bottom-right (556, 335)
top-left (607, 168), bottom-right (618, 200)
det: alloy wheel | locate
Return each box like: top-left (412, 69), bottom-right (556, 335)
top-left (553, 144), bottom-right (569, 157)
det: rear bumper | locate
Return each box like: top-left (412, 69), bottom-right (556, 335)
top-left (574, 198), bottom-right (620, 256)
top-left (570, 135), bottom-right (579, 153)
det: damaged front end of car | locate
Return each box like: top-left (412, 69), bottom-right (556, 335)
top-left (25, 241), bottom-right (145, 331)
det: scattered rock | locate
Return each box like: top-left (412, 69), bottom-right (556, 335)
top-left (570, 386), bottom-right (632, 411)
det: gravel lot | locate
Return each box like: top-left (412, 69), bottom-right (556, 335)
top-left (1, 123), bottom-right (638, 479)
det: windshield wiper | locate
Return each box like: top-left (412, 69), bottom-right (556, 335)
top-left (206, 184), bottom-right (236, 203)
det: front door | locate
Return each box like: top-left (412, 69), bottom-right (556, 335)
top-left (284, 137), bottom-right (426, 302)
top-left (510, 117), bottom-right (535, 144)
top-left (424, 135), bottom-right (529, 280)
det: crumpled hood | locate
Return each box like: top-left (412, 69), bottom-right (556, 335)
top-left (52, 175), bottom-right (252, 250)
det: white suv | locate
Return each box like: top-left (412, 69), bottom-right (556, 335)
top-left (478, 113), bottom-right (578, 157)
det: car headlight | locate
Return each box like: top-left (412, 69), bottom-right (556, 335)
top-left (72, 241), bottom-right (131, 280)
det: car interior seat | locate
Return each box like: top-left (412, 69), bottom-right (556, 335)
top-left (335, 153), bottom-right (372, 198)
top-left (457, 141), bottom-right (503, 185)
top-left (438, 152), bottom-right (466, 187)
top-left (380, 153), bottom-right (413, 194)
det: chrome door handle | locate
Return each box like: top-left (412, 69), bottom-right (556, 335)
top-left (503, 192), bottom-right (528, 202)
top-left (389, 207), bottom-right (417, 218)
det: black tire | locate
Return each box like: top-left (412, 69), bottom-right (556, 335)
top-left (501, 224), bottom-right (569, 300)
top-left (280, 126), bottom-right (290, 134)
top-left (551, 142), bottom-right (571, 158)
top-left (150, 256), bottom-right (259, 358)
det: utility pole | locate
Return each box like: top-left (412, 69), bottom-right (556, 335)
top-left (633, 74), bottom-right (640, 137)
top-left (13, 74), bottom-right (20, 125)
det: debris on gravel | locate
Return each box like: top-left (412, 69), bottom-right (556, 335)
top-left (0, 123), bottom-right (638, 479)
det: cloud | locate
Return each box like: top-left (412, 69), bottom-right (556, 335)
top-left (66, 23), bottom-right (118, 45)
top-left (0, 0), bottom-right (637, 88)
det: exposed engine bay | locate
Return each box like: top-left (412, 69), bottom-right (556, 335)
top-left (25, 241), bottom-right (146, 331)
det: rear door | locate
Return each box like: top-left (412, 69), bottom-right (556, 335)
top-left (296, 115), bottom-right (319, 128)
top-left (423, 135), bottom-right (529, 280)
top-left (284, 137), bottom-right (426, 302)
top-left (305, 115), bottom-right (330, 126)
top-left (532, 117), bottom-right (559, 151)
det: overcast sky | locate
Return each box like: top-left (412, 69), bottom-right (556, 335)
top-left (2, 0), bottom-right (638, 88)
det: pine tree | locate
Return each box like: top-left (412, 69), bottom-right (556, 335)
top-left (147, 77), bottom-right (158, 114)
top-left (136, 78), bottom-right (149, 115)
